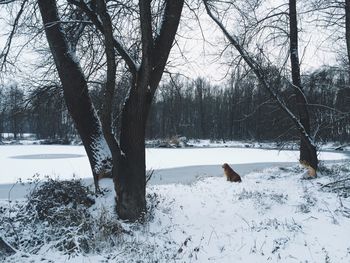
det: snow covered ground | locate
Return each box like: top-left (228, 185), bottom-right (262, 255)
top-left (1, 161), bottom-right (350, 262)
top-left (0, 145), bottom-right (349, 262)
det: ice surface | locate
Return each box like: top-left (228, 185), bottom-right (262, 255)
top-left (0, 145), bottom-right (347, 185)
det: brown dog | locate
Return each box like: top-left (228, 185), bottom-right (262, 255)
top-left (222, 163), bottom-right (242, 182)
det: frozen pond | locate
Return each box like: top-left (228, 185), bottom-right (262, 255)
top-left (0, 145), bottom-right (348, 185)
top-left (9, 153), bottom-right (85, 159)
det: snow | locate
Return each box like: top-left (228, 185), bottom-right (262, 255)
top-left (0, 145), bottom-right (347, 185)
top-left (1, 162), bottom-right (350, 262)
top-left (0, 144), bottom-right (349, 262)
top-left (0, 145), bottom-right (91, 185)
top-left (90, 133), bottom-right (112, 173)
top-left (147, 169), bottom-right (350, 262)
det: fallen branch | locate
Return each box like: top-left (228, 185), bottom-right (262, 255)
top-left (320, 178), bottom-right (350, 188)
top-left (0, 237), bottom-right (16, 258)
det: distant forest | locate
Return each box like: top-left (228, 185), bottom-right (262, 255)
top-left (1, 65), bottom-right (349, 143)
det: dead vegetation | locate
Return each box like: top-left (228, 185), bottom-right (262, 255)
top-left (0, 178), bottom-right (125, 257)
top-left (319, 161), bottom-right (350, 198)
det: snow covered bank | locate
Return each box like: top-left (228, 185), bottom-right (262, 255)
top-left (1, 161), bottom-right (349, 262)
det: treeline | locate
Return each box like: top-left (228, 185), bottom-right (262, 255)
top-left (1, 66), bottom-right (349, 143)
top-left (147, 66), bottom-right (350, 142)
top-left (0, 83), bottom-right (74, 141)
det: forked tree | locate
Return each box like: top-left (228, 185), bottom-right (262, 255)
top-left (36, 0), bottom-right (184, 220)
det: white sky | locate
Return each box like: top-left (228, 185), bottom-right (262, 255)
top-left (169, 1), bottom-right (342, 84)
top-left (0, 1), bottom-right (344, 86)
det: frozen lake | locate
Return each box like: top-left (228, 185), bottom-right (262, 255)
top-left (0, 145), bottom-right (348, 185)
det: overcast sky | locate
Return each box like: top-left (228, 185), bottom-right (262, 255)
top-left (0, 1), bottom-right (343, 87)
top-left (170, 2), bottom-right (341, 84)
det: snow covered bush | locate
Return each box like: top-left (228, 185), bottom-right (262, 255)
top-left (0, 178), bottom-right (126, 257)
top-left (0, 177), bottom-right (167, 261)
top-left (25, 178), bottom-right (95, 222)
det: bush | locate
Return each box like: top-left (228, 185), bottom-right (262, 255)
top-left (26, 179), bottom-right (95, 223)
top-left (0, 178), bottom-right (126, 257)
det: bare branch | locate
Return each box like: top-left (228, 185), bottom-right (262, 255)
top-left (150, 0), bottom-right (185, 94)
top-left (0, 0), bottom-right (17, 4)
top-left (96, 0), bottom-right (121, 158)
top-left (203, 0), bottom-right (316, 150)
top-left (0, 0), bottom-right (28, 71)
top-left (139, 0), bottom-right (153, 77)
top-left (67, 0), bottom-right (137, 74)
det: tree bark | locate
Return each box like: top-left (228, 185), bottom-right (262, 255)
top-left (334, 0), bottom-right (350, 141)
top-left (289, 0), bottom-right (318, 171)
top-left (113, 0), bottom-right (184, 220)
top-left (346, 0), bottom-right (350, 81)
top-left (115, 83), bottom-right (148, 220)
top-left (37, 0), bottom-right (111, 191)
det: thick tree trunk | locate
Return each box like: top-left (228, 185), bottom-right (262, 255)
top-left (38, 0), bottom-right (111, 190)
top-left (289, 0), bottom-right (318, 171)
top-left (114, 140), bottom-right (146, 221)
top-left (114, 82), bottom-right (148, 220)
top-left (111, 0), bottom-right (184, 220)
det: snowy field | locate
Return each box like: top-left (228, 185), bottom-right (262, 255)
top-left (0, 145), bottom-right (349, 262)
top-left (0, 145), bottom-right (347, 185)
top-left (1, 161), bottom-right (350, 262)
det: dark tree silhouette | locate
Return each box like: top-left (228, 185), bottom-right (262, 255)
top-left (289, 0), bottom-right (318, 172)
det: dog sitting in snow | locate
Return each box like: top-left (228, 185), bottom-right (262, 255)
top-left (222, 163), bottom-right (242, 182)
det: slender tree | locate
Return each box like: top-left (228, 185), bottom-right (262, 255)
top-left (339, 0), bottom-right (350, 130)
top-left (204, 0), bottom-right (318, 173)
top-left (289, 0), bottom-right (318, 172)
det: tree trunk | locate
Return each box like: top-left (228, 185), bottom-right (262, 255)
top-left (38, 0), bottom-right (183, 220)
top-left (289, 0), bottom-right (318, 171)
top-left (38, 0), bottom-right (111, 191)
top-left (346, 0), bottom-right (350, 81)
top-left (336, 0), bottom-right (350, 141)
top-left (113, 81), bottom-right (148, 220)
top-left (111, 0), bottom-right (183, 220)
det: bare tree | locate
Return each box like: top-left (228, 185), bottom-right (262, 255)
top-left (289, 0), bottom-right (317, 172)
top-left (35, 0), bottom-right (184, 220)
top-left (5, 83), bottom-right (25, 140)
top-left (203, 0), bottom-right (318, 173)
